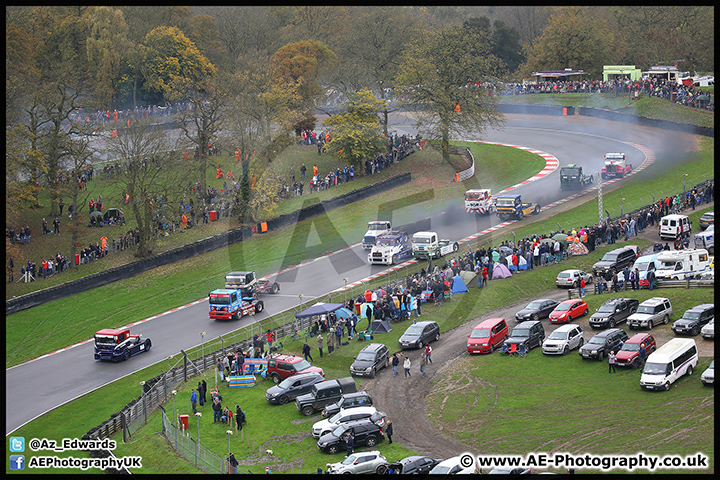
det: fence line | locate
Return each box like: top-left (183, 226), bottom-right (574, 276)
top-left (160, 406), bottom-right (227, 474)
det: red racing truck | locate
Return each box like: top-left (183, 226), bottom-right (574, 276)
top-left (208, 289), bottom-right (264, 320)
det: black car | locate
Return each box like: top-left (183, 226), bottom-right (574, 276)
top-left (322, 391), bottom-right (373, 418)
top-left (591, 246), bottom-right (637, 276)
top-left (515, 298), bottom-right (560, 322)
top-left (578, 328), bottom-right (629, 361)
top-left (317, 418), bottom-right (385, 454)
top-left (384, 455), bottom-right (443, 475)
top-left (504, 320), bottom-right (545, 351)
top-left (265, 371), bottom-right (325, 405)
top-left (672, 304), bottom-right (715, 336)
top-left (350, 343), bottom-right (390, 378)
top-left (589, 298), bottom-right (639, 329)
top-left (399, 321), bottom-right (440, 349)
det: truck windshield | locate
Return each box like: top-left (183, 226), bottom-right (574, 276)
top-left (412, 236), bottom-right (432, 244)
top-left (209, 294), bottom-right (232, 305)
top-left (95, 335), bottom-right (118, 345)
top-left (368, 223), bottom-right (385, 231)
top-left (496, 198), bottom-right (515, 206)
top-left (377, 238), bottom-right (397, 246)
top-left (562, 168), bottom-right (580, 175)
top-left (465, 192), bottom-right (482, 200)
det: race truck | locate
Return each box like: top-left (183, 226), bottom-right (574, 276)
top-left (464, 189), bottom-right (494, 214)
top-left (94, 328), bottom-right (152, 362)
top-left (208, 288), bottom-right (264, 320)
top-left (361, 221), bottom-right (392, 250)
top-left (495, 194), bottom-right (541, 221)
top-left (559, 164), bottom-right (594, 190)
top-left (368, 232), bottom-right (412, 265)
top-left (411, 231), bottom-right (459, 260)
top-left (225, 271), bottom-right (279, 295)
top-left (601, 153), bottom-right (632, 179)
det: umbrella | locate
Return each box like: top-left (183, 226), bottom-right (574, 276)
top-left (551, 233), bottom-right (569, 247)
top-left (89, 211), bottom-right (103, 217)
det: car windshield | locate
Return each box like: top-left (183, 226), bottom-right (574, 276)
top-left (636, 305), bottom-right (655, 314)
top-left (470, 328), bottom-right (491, 339)
top-left (356, 352), bottom-right (376, 361)
top-left (331, 424), bottom-right (348, 436)
top-left (340, 455), bottom-right (360, 465)
top-left (643, 362), bottom-right (670, 375)
top-left (511, 328), bottom-right (529, 338)
top-left (588, 336), bottom-right (606, 345)
top-left (277, 377), bottom-right (299, 388)
top-left (432, 465), bottom-right (456, 474)
top-left (635, 262), bottom-right (650, 271)
top-left (555, 303), bottom-right (571, 311)
top-left (526, 301), bottom-right (544, 309)
top-left (597, 304), bottom-right (616, 313)
top-left (681, 312), bottom-right (701, 320)
top-left (328, 411), bottom-right (343, 423)
top-left (291, 359), bottom-right (312, 372)
top-left (548, 331), bottom-right (568, 340)
top-left (405, 325), bottom-right (424, 335)
top-left (601, 253), bottom-right (618, 262)
top-left (621, 343), bottom-right (640, 351)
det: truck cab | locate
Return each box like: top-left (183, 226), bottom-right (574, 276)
top-left (559, 164), bottom-right (593, 189)
top-left (601, 153), bottom-right (632, 179)
top-left (94, 328), bottom-right (151, 362)
top-left (208, 288), bottom-right (263, 320)
top-left (464, 189), bottom-right (494, 214)
top-left (411, 231), bottom-right (458, 260)
top-left (362, 221), bottom-right (392, 250)
top-left (368, 233), bottom-right (411, 265)
top-left (495, 194), bottom-right (540, 220)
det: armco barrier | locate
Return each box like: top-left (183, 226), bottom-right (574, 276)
top-left (577, 106), bottom-right (713, 137)
top-left (497, 103), bottom-right (574, 116)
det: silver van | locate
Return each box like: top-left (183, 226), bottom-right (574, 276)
top-left (627, 297), bottom-right (673, 330)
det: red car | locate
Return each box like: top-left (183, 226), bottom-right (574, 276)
top-left (549, 300), bottom-right (589, 324)
top-left (615, 333), bottom-right (656, 368)
top-left (266, 354), bottom-right (324, 384)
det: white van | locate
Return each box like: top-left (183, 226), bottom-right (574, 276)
top-left (659, 214), bottom-right (691, 240)
top-left (654, 248), bottom-right (710, 280)
top-left (694, 228), bottom-right (714, 254)
top-left (632, 253), bottom-right (660, 284)
top-left (640, 338), bottom-right (698, 391)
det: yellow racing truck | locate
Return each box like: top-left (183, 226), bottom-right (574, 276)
top-left (495, 194), bottom-right (541, 221)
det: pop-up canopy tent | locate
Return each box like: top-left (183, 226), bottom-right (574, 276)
top-left (295, 302), bottom-right (345, 318)
top-left (451, 274), bottom-right (469, 294)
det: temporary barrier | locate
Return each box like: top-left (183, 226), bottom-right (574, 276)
top-left (227, 376), bottom-right (256, 388)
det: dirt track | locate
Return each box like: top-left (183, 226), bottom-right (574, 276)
top-left (363, 201), bottom-right (714, 458)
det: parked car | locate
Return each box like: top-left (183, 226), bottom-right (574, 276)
top-left (265, 371), bottom-right (325, 405)
top-left (579, 328), bottom-right (629, 361)
top-left (296, 377), bottom-right (356, 416)
top-left (266, 354), bottom-right (324, 384)
top-left (327, 451), bottom-right (387, 474)
top-left (672, 304), bottom-right (715, 336)
top-left (428, 455), bottom-right (478, 475)
top-left (699, 211), bottom-right (714, 230)
top-left (382, 456), bottom-right (443, 475)
top-left (589, 298), bottom-right (639, 329)
top-left (555, 269), bottom-right (593, 289)
top-left (627, 297), bottom-right (673, 330)
top-left (515, 299), bottom-right (560, 321)
top-left (467, 318), bottom-right (509, 354)
top-left (549, 299), bottom-right (589, 324)
top-left (488, 467), bottom-right (531, 475)
top-left (700, 318), bottom-right (714, 340)
top-left (615, 333), bottom-right (656, 368)
top-left (312, 406), bottom-right (385, 438)
top-left (350, 343), bottom-right (390, 378)
top-left (640, 338), bottom-right (698, 391)
top-left (317, 418), bottom-right (385, 454)
top-left (504, 320), bottom-right (545, 351)
top-left (321, 391), bottom-right (373, 418)
top-left (591, 246), bottom-right (637, 276)
top-left (701, 360), bottom-right (714, 386)
top-left (542, 324), bottom-right (584, 355)
top-left (399, 320), bottom-right (440, 349)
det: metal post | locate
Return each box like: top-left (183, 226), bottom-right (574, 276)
top-left (343, 278), bottom-right (348, 303)
top-left (620, 198), bottom-right (625, 217)
top-left (195, 412), bottom-right (202, 467)
top-left (140, 381), bottom-right (147, 425)
top-left (597, 173), bottom-right (604, 224)
top-left (200, 332), bottom-right (206, 371)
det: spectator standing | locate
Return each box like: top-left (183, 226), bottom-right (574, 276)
top-left (317, 334), bottom-right (324, 358)
top-left (392, 353), bottom-right (399, 376)
top-left (608, 351), bottom-right (617, 374)
top-left (386, 420), bottom-right (393, 444)
top-left (190, 389), bottom-right (198, 414)
top-left (420, 351), bottom-right (427, 377)
top-left (403, 356), bottom-right (411, 377)
top-left (327, 331), bottom-right (334, 355)
top-left (302, 342), bottom-right (313, 362)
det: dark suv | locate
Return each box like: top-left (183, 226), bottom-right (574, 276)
top-left (504, 320), bottom-right (545, 351)
top-left (592, 246), bottom-right (637, 276)
top-left (579, 328), bottom-right (629, 361)
top-left (265, 371), bottom-right (325, 405)
top-left (672, 304), bottom-right (715, 336)
top-left (589, 298), bottom-right (639, 329)
top-left (317, 418), bottom-right (385, 454)
top-left (322, 391), bottom-right (373, 418)
top-left (350, 343), bottom-right (390, 378)
top-left (266, 354), bottom-right (324, 384)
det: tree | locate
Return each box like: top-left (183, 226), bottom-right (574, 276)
top-left (105, 119), bottom-right (185, 257)
top-left (395, 24), bottom-right (505, 163)
top-left (321, 89), bottom-right (387, 169)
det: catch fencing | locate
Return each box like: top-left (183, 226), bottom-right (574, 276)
top-left (160, 406), bottom-right (227, 474)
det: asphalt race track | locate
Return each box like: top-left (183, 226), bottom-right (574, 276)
top-left (5, 112), bottom-right (696, 435)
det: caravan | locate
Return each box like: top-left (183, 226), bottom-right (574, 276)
top-left (654, 249), bottom-right (710, 280)
top-left (640, 338), bottom-right (698, 391)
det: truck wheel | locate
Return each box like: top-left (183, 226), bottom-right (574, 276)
top-left (533, 205), bottom-right (540, 214)
top-left (518, 210), bottom-right (524, 220)
top-left (144, 339), bottom-right (152, 352)
top-left (255, 301), bottom-right (264, 313)
top-left (124, 350), bottom-right (130, 361)
top-left (302, 405), bottom-right (315, 416)
top-left (271, 283), bottom-right (280, 294)
top-left (390, 255), bottom-right (397, 265)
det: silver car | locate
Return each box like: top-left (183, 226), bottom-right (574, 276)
top-left (627, 297), bottom-right (673, 330)
top-left (542, 324), bottom-right (584, 355)
top-left (701, 360), bottom-right (714, 386)
top-left (327, 451), bottom-right (387, 474)
top-left (701, 318), bottom-right (714, 339)
top-left (312, 406), bottom-right (385, 438)
top-left (555, 269), bottom-right (593, 288)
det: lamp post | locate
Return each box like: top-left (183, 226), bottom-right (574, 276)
top-left (200, 332), bottom-right (206, 370)
top-left (171, 389), bottom-right (178, 427)
top-left (343, 278), bottom-right (349, 303)
top-left (682, 173), bottom-right (688, 202)
top-left (620, 198), bottom-right (626, 217)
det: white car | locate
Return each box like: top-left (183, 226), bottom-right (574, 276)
top-left (312, 406), bottom-right (384, 438)
top-left (701, 318), bottom-right (714, 339)
top-left (327, 451), bottom-right (387, 474)
top-left (701, 360), bottom-right (714, 386)
top-left (428, 455), bottom-right (478, 475)
top-left (555, 269), bottom-right (593, 289)
top-left (542, 324), bottom-right (584, 355)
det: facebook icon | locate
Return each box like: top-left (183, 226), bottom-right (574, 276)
top-left (10, 454), bottom-right (25, 470)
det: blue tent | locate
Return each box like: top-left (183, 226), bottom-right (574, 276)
top-left (334, 307), bottom-right (355, 320)
top-left (295, 302), bottom-right (344, 318)
top-left (451, 274), bottom-right (469, 294)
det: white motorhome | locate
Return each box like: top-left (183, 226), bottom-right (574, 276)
top-left (654, 249), bottom-right (710, 280)
top-left (694, 228), bottom-right (714, 254)
top-left (659, 214), bottom-right (691, 240)
top-left (640, 338), bottom-right (698, 391)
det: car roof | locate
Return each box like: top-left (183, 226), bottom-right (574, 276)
top-left (288, 371), bottom-right (324, 380)
top-left (553, 324), bottom-right (580, 332)
top-left (558, 299), bottom-right (582, 305)
top-left (626, 333), bottom-right (652, 343)
top-left (607, 246), bottom-right (633, 253)
top-left (685, 304), bottom-right (714, 312)
top-left (272, 354), bottom-right (305, 363)
top-left (592, 328), bottom-right (622, 338)
top-left (560, 269), bottom-right (582, 273)
top-left (360, 343), bottom-right (387, 352)
top-left (639, 297), bottom-right (670, 306)
top-left (515, 320), bottom-right (541, 328)
top-left (409, 320), bottom-right (436, 327)
top-left (475, 318), bottom-right (505, 328)
top-left (338, 406), bottom-right (376, 415)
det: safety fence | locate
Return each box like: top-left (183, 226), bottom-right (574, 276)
top-left (160, 406), bottom-right (227, 474)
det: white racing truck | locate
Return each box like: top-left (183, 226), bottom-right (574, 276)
top-left (464, 189), bottom-right (494, 214)
top-left (368, 232), bottom-right (411, 265)
top-left (361, 221), bottom-right (393, 250)
top-left (601, 153), bottom-right (632, 179)
top-left (411, 231), bottom-right (459, 260)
